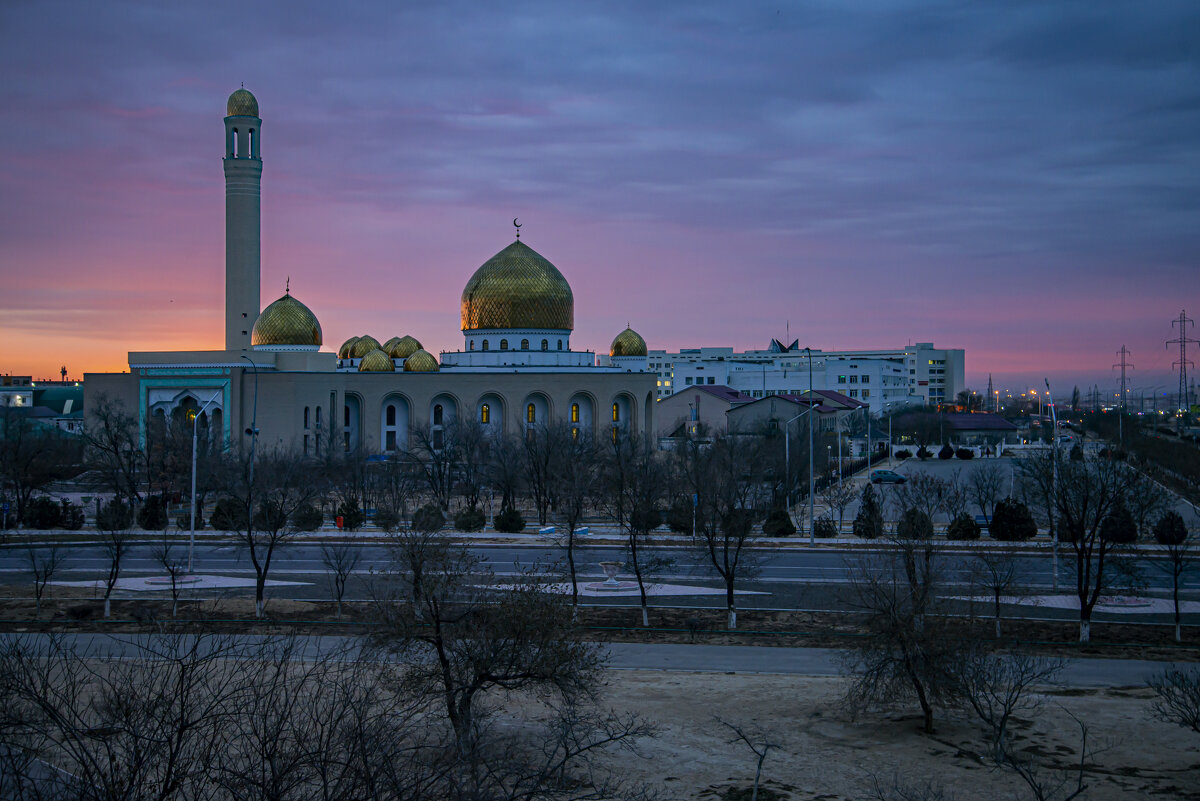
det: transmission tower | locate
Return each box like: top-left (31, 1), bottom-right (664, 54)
top-left (1112, 346), bottom-right (1134, 411)
top-left (986, 373), bottom-right (995, 412)
top-left (1166, 309), bottom-right (1197, 415)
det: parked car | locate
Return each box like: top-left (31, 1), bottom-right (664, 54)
top-left (870, 469), bottom-right (907, 485)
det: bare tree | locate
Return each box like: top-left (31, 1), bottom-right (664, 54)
top-left (969, 550), bottom-right (1027, 638)
top-left (821, 479), bottom-right (856, 534)
top-left (408, 426), bottom-right (458, 511)
top-left (717, 717), bottom-right (779, 801)
top-left (968, 461), bottom-right (1006, 526)
top-left (372, 540), bottom-right (602, 760)
top-left (522, 424), bottom-right (559, 526)
top-left (222, 446), bottom-right (327, 617)
top-left (598, 433), bottom-right (668, 627)
top-left (1018, 452), bottom-right (1143, 642)
top-left (1153, 510), bottom-right (1193, 642)
top-left (25, 544), bottom-right (63, 617)
top-left (675, 432), bottom-right (767, 629)
top-left (1148, 665), bottom-right (1200, 734)
top-left (98, 514), bottom-right (131, 619)
top-left (547, 423), bottom-right (600, 606)
top-left (0, 404), bottom-right (82, 526)
top-left (321, 542), bottom-right (361, 618)
top-left (889, 473), bottom-right (949, 530)
top-left (940, 470), bottom-right (970, 521)
top-left (153, 538), bottom-right (188, 618)
top-left (82, 393), bottom-right (144, 506)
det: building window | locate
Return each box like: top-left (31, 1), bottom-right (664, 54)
top-left (860, 376), bottom-right (869, 384)
top-left (469, 340), bottom-right (475, 350)
top-left (521, 339), bottom-right (529, 350)
top-left (612, 402), bottom-right (620, 423)
top-left (386, 405), bottom-right (396, 426)
top-left (572, 427), bottom-right (579, 440)
top-left (500, 339), bottom-right (509, 350)
top-left (527, 403), bottom-right (536, 424)
top-left (708, 377), bottom-right (715, 384)
top-left (862, 389), bottom-right (870, 398)
top-left (315, 407), bottom-right (322, 428)
top-left (541, 339), bottom-right (548, 351)
top-left (386, 430), bottom-right (396, 451)
top-left (304, 407), bottom-right (310, 429)
top-left (686, 377), bottom-right (693, 385)
top-left (303, 434), bottom-right (309, 454)
top-left (480, 403), bottom-right (490, 424)
top-left (482, 340), bottom-right (489, 351)
top-left (433, 404), bottom-right (443, 426)
top-left (571, 403), bottom-right (579, 423)
top-left (557, 339), bottom-right (562, 350)
top-left (849, 376), bottom-right (857, 384)
top-left (849, 389), bottom-right (858, 398)
top-left (838, 375), bottom-right (846, 384)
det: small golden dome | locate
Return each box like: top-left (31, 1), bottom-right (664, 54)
top-left (403, 349), bottom-right (439, 372)
top-left (251, 292), bottom-right (321, 348)
top-left (387, 335), bottom-right (422, 360)
top-left (337, 336), bottom-right (360, 359)
top-left (461, 241), bottom-right (574, 332)
top-left (350, 335), bottom-right (382, 359)
top-left (357, 349), bottom-right (395, 372)
top-left (381, 336), bottom-right (403, 354)
top-left (610, 326), bottom-right (647, 358)
top-left (227, 88), bottom-right (259, 117)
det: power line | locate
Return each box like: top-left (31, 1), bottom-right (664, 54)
top-left (1166, 309), bottom-right (1197, 417)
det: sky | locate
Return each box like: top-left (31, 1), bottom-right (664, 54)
top-left (0, 0), bottom-right (1197, 398)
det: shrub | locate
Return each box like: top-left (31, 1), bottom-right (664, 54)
top-left (253, 502), bottom-right (288, 532)
top-left (1100, 500), bottom-right (1137, 544)
top-left (454, 506), bottom-right (486, 532)
top-left (916, 447), bottom-right (931, 460)
top-left (937, 444), bottom-right (955, 460)
top-left (137, 496), bottom-right (168, 531)
top-left (762, 506), bottom-right (796, 537)
top-left (631, 504), bottom-right (662, 533)
top-left (897, 507), bottom-right (933, 540)
top-left (373, 506), bottom-right (401, 533)
top-left (666, 498), bottom-right (693, 534)
top-left (291, 504), bottom-right (323, 532)
top-left (947, 512), bottom-right (981, 540)
top-left (335, 500), bottom-right (364, 531)
top-left (493, 506), bottom-right (525, 533)
top-left (1069, 444), bottom-right (1083, 462)
top-left (813, 517), bottom-right (838, 539)
top-left (990, 497), bottom-right (1037, 541)
top-left (1154, 511), bottom-right (1188, 546)
top-left (59, 500), bottom-right (84, 530)
top-left (96, 499), bottom-right (133, 532)
top-left (412, 503), bottom-right (445, 534)
top-left (175, 509), bottom-right (204, 531)
top-left (955, 448), bottom-right (974, 460)
top-left (894, 449), bottom-right (912, 460)
top-left (25, 496), bottom-right (62, 529)
top-left (209, 498), bottom-right (243, 531)
top-left (853, 484), bottom-right (884, 539)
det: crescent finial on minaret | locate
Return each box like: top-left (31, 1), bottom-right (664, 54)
top-left (513, 217), bottom-right (522, 239)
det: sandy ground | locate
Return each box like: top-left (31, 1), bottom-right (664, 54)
top-left (596, 671), bottom-right (1200, 801)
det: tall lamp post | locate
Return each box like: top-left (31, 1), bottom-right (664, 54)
top-left (784, 407), bottom-right (813, 536)
top-left (805, 347), bottom-right (815, 543)
top-left (240, 355), bottom-right (260, 539)
top-left (1044, 379), bottom-right (1060, 590)
top-left (187, 392), bottom-right (222, 573)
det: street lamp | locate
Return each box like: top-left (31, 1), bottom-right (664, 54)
top-left (783, 407), bottom-right (813, 536)
top-left (187, 391), bottom-right (222, 573)
top-left (240, 354), bottom-right (260, 540)
top-left (805, 346), bottom-right (815, 543)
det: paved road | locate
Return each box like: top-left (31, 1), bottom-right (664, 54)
top-left (0, 633), bottom-right (1176, 688)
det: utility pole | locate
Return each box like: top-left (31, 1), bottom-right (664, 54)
top-left (1112, 346), bottom-right (1133, 446)
top-left (1166, 309), bottom-right (1197, 432)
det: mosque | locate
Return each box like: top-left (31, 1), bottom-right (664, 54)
top-left (84, 88), bottom-right (655, 455)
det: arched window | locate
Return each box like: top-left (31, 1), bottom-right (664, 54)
top-left (304, 407), bottom-right (310, 429)
top-left (433, 404), bottom-right (444, 426)
top-left (248, 128), bottom-right (255, 157)
top-left (527, 403), bottom-right (536, 424)
top-left (571, 403), bottom-right (579, 423)
top-left (557, 339), bottom-right (563, 350)
top-left (572, 427), bottom-right (579, 440)
top-left (500, 339), bottom-right (509, 350)
top-left (482, 340), bottom-right (489, 351)
top-left (520, 339), bottom-right (529, 350)
top-left (315, 407), bottom-right (322, 428)
top-left (231, 128), bottom-right (238, 157)
top-left (612, 402), bottom-right (620, 422)
top-left (386, 405), bottom-right (396, 426)
top-left (469, 340), bottom-right (475, 351)
top-left (480, 403), bottom-right (490, 424)
top-left (541, 339), bottom-right (548, 351)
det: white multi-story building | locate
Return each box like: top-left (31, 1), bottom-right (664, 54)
top-left (649, 341), bottom-right (964, 415)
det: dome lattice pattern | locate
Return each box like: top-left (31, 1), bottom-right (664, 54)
top-left (610, 327), bottom-right (647, 358)
top-left (460, 241), bottom-right (573, 332)
top-left (338, 336), bottom-right (360, 359)
top-left (387, 335), bottom-right (422, 360)
top-left (350, 335), bottom-right (382, 359)
top-left (358, 349), bottom-right (395, 372)
top-left (251, 294), bottom-right (321, 347)
top-left (227, 88), bottom-right (259, 117)
top-left (403, 349), bottom-right (439, 372)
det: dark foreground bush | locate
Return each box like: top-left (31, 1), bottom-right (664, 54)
top-left (137, 496), bottom-right (168, 531)
top-left (1154, 511), bottom-right (1188, 546)
top-left (97, 499), bottom-right (133, 531)
top-left (373, 506), bottom-right (401, 533)
top-left (176, 509), bottom-right (205, 531)
top-left (762, 507), bottom-right (796, 537)
top-left (412, 503), bottom-right (446, 534)
top-left (59, 500), bottom-right (84, 530)
top-left (814, 517), bottom-right (838, 539)
top-left (938, 444), bottom-right (955, 460)
top-left (24, 496), bottom-right (62, 529)
top-left (894, 449), bottom-right (912, 460)
top-left (493, 506), bottom-right (525, 533)
top-left (291, 504), bottom-right (323, 532)
top-left (209, 498), bottom-right (242, 531)
top-left (947, 512), bottom-right (981, 540)
top-left (955, 448), bottom-right (974, 460)
top-left (454, 506), bottom-right (486, 532)
top-left (335, 501), bottom-right (363, 531)
top-left (990, 497), bottom-right (1037, 541)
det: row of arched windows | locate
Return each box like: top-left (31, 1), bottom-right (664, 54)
top-left (470, 338), bottom-right (563, 352)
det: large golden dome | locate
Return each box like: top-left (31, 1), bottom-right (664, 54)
top-left (251, 293), bottom-right (321, 348)
top-left (387, 335), bottom-right (422, 360)
top-left (337, 336), bottom-right (360, 358)
top-left (227, 88), bottom-right (259, 117)
top-left (460, 241), bottom-right (573, 331)
top-left (403, 349), bottom-right (439, 372)
top-left (350, 335), bottom-right (382, 359)
top-left (610, 327), bottom-right (647, 357)
top-left (358, 349), bottom-right (395, 372)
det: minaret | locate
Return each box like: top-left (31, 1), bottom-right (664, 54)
top-left (223, 87), bottom-right (262, 351)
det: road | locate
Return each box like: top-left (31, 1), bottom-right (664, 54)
top-left (2, 537), bottom-right (1196, 625)
top-left (0, 632), bottom-right (1174, 688)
